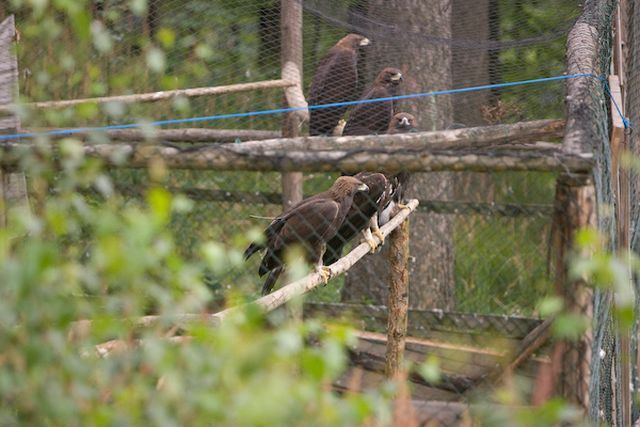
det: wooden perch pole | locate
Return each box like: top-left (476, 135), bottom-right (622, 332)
top-left (563, 0), bottom-right (603, 155)
top-left (0, 15), bottom-right (29, 226)
top-left (542, 174), bottom-right (595, 410)
top-left (280, 0), bottom-right (306, 210)
top-left (385, 215), bottom-right (410, 378)
top-left (0, 79), bottom-right (295, 111)
top-left (240, 119), bottom-right (565, 152)
top-left (0, 139), bottom-right (593, 174)
top-left (31, 128), bottom-right (281, 143)
top-left (79, 199), bottom-right (420, 347)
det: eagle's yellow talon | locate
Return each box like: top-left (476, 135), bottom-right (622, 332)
top-left (374, 229), bottom-right (385, 245)
top-left (398, 202), bottom-right (410, 210)
top-left (366, 238), bottom-right (377, 253)
top-left (316, 266), bottom-right (332, 285)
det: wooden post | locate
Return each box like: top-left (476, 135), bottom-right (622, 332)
top-left (385, 217), bottom-right (410, 378)
top-left (280, 0), bottom-right (305, 209)
top-left (545, 174), bottom-right (596, 410)
top-left (0, 15), bottom-right (29, 226)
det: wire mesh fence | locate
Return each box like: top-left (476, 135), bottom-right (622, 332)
top-left (0, 0), bottom-right (632, 425)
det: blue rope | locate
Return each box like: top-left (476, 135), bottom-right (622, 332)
top-left (0, 72), bottom-right (622, 141)
top-left (602, 78), bottom-right (632, 129)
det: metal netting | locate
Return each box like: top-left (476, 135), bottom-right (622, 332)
top-left (625, 0), bottom-right (640, 424)
top-left (0, 0), bottom-right (631, 424)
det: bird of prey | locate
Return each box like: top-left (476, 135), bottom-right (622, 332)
top-left (387, 111), bottom-right (416, 135)
top-left (244, 176), bottom-right (369, 295)
top-left (343, 67), bottom-right (403, 136)
top-left (380, 112), bottom-right (417, 225)
top-left (323, 172), bottom-right (394, 266)
top-left (322, 113), bottom-right (416, 264)
top-left (308, 33), bottom-right (370, 136)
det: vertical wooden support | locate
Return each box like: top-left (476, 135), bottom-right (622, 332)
top-left (609, 74), bottom-right (632, 427)
top-left (385, 218), bottom-right (410, 378)
top-left (0, 15), bottom-right (29, 227)
top-left (548, 174), bottom-right (596, 410)
top-left (611, 2), bottom-right (632, 418)
top-left (280, 0), bottom-right (306, 209)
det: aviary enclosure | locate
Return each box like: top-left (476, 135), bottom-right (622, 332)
top-left (0, 0), bottom-right (638, 425)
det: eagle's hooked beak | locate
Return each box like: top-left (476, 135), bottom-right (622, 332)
top-left (360, 38), bottom-right (370, 46)
top-left (391, 72), bottom-right (403, 82)
top-left (357, 183), bottom-right (369, 192)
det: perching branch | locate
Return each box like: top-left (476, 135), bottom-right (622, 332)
top-left (79, 199), bottom-right (419, 354)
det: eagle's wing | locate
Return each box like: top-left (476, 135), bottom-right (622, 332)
top-left (309, 48), bottom-right (358, 135)
top-left (323, 173), bottom-right (390, 265)
top-left (343, 85), bottom-right (393, 136)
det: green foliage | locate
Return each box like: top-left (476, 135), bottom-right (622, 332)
top-left (0, 145), bottom-right (392, 426)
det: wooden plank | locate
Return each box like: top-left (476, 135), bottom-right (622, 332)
top-left (348, 331), bottom-right (549, 398)
top-left (334, 369), bottom-right (460, 402)
top-left (303, 302), bottom-right (543, 340)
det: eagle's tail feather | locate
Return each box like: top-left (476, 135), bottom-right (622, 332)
top-left (261, 266), bottom-right (283, 295)
top-left (244, 243), bottom-right (263, 260)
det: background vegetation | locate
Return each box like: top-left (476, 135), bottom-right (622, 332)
top-left (2, 0), bottom-right (629, 425)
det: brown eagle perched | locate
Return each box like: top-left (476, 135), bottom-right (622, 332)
top-left (308, 34), bottom-right (370, 136)
top-left (380, 113), bottom-right (416, 216)
top-left (323, 172), bottom-right (393, 266)
top-left (244, 176), bottom-right (369, 295)
top-left (343, 67), bottom-right (403, 136)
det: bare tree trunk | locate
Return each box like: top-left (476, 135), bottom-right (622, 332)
top-left (452, 0), bottom-right (495, 203)
top-left (341, 0), bottom-right (455, 310)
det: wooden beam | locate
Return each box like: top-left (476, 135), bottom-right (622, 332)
top-left (0, 15), bottom-right (29, 226)
top-left (547, 174), bottom-right (596, 410)
top-left (30, 128), bottom-right (281, 143)
top-left (563, 0), bottom-right (607, 155)
top-left (71, 199), bottom-right (420, 342)
top-left (302, 302), bottom-right (543, 340)
top-left (386, 217), bottom-right (410, 378)
top-left (0, 79), bottom-right (295, 112)
top-left (280, 0), bottom-right (306, 210)
top-left (0, 138), bottom-right (592, 173)
top-left (240, 119), bottom-right (565, 152)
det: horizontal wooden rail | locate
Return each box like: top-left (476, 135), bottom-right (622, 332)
top-left (1, 79), bottom-right (295, 111)
top-left (26, 128), bottom-right (281, 142)
top-left (74, 199), bottom-right (419, 347)
top-left (1, 139), bottom-right (593, 174)
top-left (239, 119), bottom-right (566, 151)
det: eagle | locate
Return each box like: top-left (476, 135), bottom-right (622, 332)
top-left (244, 176), bottom-right (369, 295)
top-left (308, 34), bottom-right (370, 136)
top-left (383, 112), bottom-right (417, 215)
top-left (343, 67), bottom-right (403, 136)
top-left (323, 172), bottom-right (394, 266)
top-left (324, 113), bottom-right (417, 264)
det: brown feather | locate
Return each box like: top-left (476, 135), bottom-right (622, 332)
top-left (324, 172), bottom-right (392, 265)
top-left (343, 67), bottom-right (404, 136)
top-left (308, 34), bottom-right (369, 136)
top-left (386, 112), bottom-right (417, 208)
top-left (245, 176), bottom-right (369, 294)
